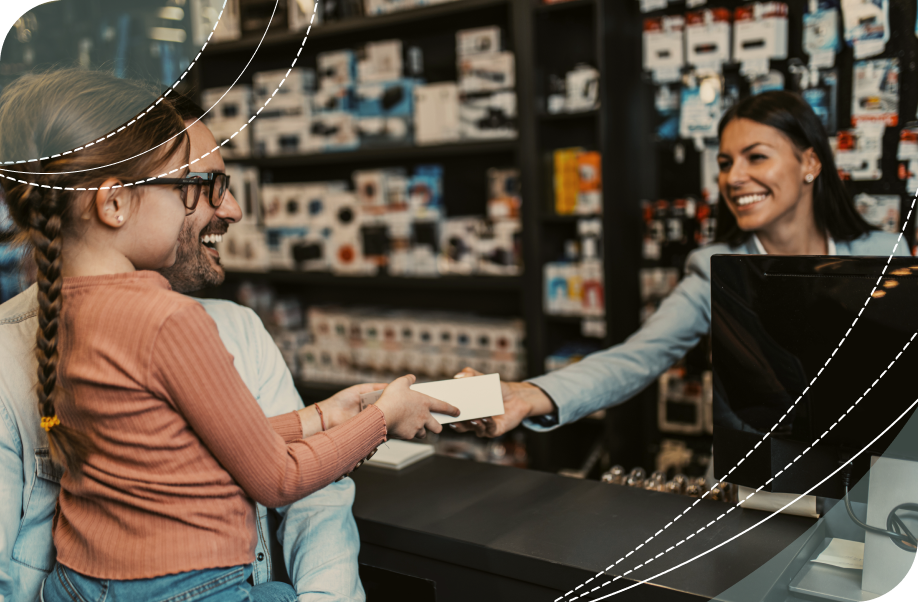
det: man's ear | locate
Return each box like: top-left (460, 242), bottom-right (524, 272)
top-left (803, 147), bottom-right (822, 180)
top-left (93, 178), bottom-right (130, 228)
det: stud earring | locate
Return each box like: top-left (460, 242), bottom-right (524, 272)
top-left (117, 215), bottom-right (124, 223)
top-left (805, 174), bottom-right (815, 183)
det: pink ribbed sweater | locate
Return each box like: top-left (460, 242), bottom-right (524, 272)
top-left (53, 271), bottom-right (387, 579)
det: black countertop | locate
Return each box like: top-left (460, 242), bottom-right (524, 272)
top-left (352, 456), bottom-right (816, 600)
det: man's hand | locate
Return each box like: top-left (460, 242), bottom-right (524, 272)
top-left (449, 368), bottom-right (555, 437)
top-left (319, 383), bottom-right (387, 429)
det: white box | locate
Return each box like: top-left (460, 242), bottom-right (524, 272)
top-left (566, 64), bottom-right (600, 113)
top-left (217, 223), bottom-right (268, 271)
top-left (317, 50), bottom-right (356, 88)
top-left (309, 112), bottom-right (359, 152)
top-left (643, 16), bottom-right (685, 80)
top-left (439, 217), bottom-right (483, 274)
top-left (685, 8), bottom-right (732, 70)
top-left (252, 115), bottom-right (317, 156)
top-left (190, 0), bottom-right (241, 45)
top-left (733, 2), bottom-right (788, 65)
top-left (458, 52), bottom-right (515, 93)
top-left (202, 86), bottom-right (252, 125)
top-left (288, 0), bottom-right (321, 31)
top-left (414, 83), bottom-right (461, 145)
top-left (459, 91), bottom-right (517, 140)
top-left (456, 26), bottom-right (501, 58)
top-left (209, 120), bottom-right (251, 158)
top-left (357, 40), bottom-right (403, 83)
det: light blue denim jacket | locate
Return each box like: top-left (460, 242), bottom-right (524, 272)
top-left (0, 287), bottom-right (364, 602)
top-left (526, 231), bottom-right (911, 430)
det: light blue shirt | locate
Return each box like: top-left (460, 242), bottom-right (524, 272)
top-left (526, 231), bottom-right (911, 430)
top-left (0, 286), bottom-right (364, 602)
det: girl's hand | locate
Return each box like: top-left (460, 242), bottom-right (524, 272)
top-left (374, 375), bottom-right (460, 440)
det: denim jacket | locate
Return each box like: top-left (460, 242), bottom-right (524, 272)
top-left (526, 231), bottom-right (911, 430)
top-left (0, 287), bottom-right (364, 602)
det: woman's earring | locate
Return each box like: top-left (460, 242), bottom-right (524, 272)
top-left (116, 215), bottom-right (124, 224)
top-left (805, 174), bottom-right (815, 183)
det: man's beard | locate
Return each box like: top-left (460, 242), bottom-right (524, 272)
top-left (159, 219), bottom-right (226, 294)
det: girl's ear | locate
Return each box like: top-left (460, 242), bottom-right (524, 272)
top-left (93, 178), bottom-right (129, 228)
top-left (803, 147), bottom-right (822, 180)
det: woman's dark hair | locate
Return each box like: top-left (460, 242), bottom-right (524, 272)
top-left (0, 69), bottom-right (189, 476)
top-left (714, 90), bottom-right (875, 246)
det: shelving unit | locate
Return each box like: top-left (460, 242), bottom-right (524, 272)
top-left (197, 0), bottom-right (648, 474)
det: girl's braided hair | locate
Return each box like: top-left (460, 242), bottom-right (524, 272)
top-left (0, 69), bottom-right (189, 475)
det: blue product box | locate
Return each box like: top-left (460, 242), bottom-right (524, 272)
top-left (354, 79), bottom-right (417, 117)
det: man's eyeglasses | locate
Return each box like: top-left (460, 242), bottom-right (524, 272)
top-left (133, 172), bottom-right (230, 215)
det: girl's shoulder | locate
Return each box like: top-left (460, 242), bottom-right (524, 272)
top-left (844, 231), bottom-right (910, 256)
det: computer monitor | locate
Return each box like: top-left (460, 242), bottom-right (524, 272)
top-left (711, 255), bottom-right (918, 499)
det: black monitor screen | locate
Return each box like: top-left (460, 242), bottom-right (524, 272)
top-left (711, 255), bottom-right (918, 498)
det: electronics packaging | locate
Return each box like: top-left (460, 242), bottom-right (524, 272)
top-left (643, 15), bottom-right (685, 84)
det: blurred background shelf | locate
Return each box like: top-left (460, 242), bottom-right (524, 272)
top-left (222, 270), bottom-right (523, 291)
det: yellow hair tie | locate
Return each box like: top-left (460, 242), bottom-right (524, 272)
top-left (40, 415), bottom-right (60, 432)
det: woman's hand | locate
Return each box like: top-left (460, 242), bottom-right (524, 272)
top-left (374, 375), bottom-right (460, 440)
top-left (296, 383), bottom-right (386, 437)
top-left (449, 367), bottom-right (555, 437)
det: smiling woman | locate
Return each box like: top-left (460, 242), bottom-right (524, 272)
top-left (714, 91), bottom-right (875, 255)
top-left (451, 90), bottom-right (908, 442)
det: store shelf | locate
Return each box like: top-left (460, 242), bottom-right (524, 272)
top-left (206, 0), bottom-right (510, 55)
top-left (223, 270), bottom-right (523, 291)
top-left (540, 213), bottom-right (599, 223)
top-left (539, 109), bottom-right (599, 121)
top-left (544, 314), bottom-right (584, 324)
top-left (534, 0), bottom-right (595, 13)
top-left (225, 140), bottom-right (517, 168)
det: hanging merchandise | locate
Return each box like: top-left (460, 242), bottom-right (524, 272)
top-left (854, 193), bottom-right (901, 233)
top-left (654, 84), bottom-right (681, 140)
top-left (679, 72), bottom-right (722, 147)
top-left (801, 69), bottom-right (839, 134)
top-left (835, 126), bottom-right (884, 180)
top-left (803, 0), bottom-right (841, 68)
top-left (639, 0), bottom-right (669, 13)
top-left (841, 0), bottom-right (889, 59)
top-left (733, 2), bottom-right (789, 79)
top-left (684, 8), bottom-right (732, 73)
top-left (750, 70), bottom-right (785, 95)
top-left (643, 15), bottom-right (685, 84)
top-left (851, 58), bottom-right (899, 127)
top-left (898, 126), bottom-right (918, 199)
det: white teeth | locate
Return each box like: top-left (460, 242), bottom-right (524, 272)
top-left (734, 193), bottom-right (768, 206)
top-left (215, 234), bottom-right (222, 243)
top-left (200, 234), bottom-right (223, 245)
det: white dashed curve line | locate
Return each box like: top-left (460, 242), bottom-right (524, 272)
top-left (567, 329), bottom-right (917, 601)
top-left (0, 1), bottom-right (228, 165)
top-left (555, 189), bottom-right (918, 602)
top-left (0, 0), bottom-right (303, 181)
top-left (579, 391), bottom-right (918, 602)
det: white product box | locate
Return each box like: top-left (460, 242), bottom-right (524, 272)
top-left (439, 217), bottom-right (483, 274)
top-left (190, 0), bottom-right (241, 45)
top-left (317, 50), bottom-right (356, 88)
top-left (262, 183), bottom-right (328, 227)
top-left (217, 223), bottom-right (268, 271)
top-left (854, 193), bottom-right (900, 233)
top-left (209, 120), bottom-right (251, 159)
top-left (459, 91), bottom-right (517, 140)
top-left (565, 64), bottom-right (600, 113)
top-left (252, 115), bottom-right (318, 156)
top-left (685, 8), bottom-right (732, 70)
top-left (458, 52), bottom-right (515, 93)
top-left (252, 69), bottom-right (314, 118)
top-left (223, 164), bottom-right (261, 226)
top-left (357, 40), bottom-right (403, 83)
top-left (201, 85), bottom-right (252, 125)
top-left (477, 220), bottom-right (521, 276)
top-left (643, 15), bottom-right (685, 83)
top-left (265, 227), bottom-right (307, 270)
top-left (414, 83), bottom-right (461, 145)
top-left (733, 2), bottom-right (788, 72)
top-left (456, 26), bottom-right (501, 58)
top-left (288, 0), bottom-right (321, 31)
top-left (309, 112), bottom-right (359, 152)
top-left (354, 116), bottom-right (413, 147)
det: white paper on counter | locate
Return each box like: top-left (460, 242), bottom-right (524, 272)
top-left (737, 485), bottom-right (820, 518)
top-left (366, 440), bottom-right (435, 470)
top-left (812, 538), bottom-right (864, 571)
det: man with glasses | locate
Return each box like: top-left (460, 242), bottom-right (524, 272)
top-left (0, 94), bottom-right (372, 602)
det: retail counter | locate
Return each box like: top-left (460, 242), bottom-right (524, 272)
top-left (351, 455), bottom-right (817, 602)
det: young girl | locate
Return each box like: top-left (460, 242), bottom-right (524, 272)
top-left (0, 69), bottom-right (457, 601)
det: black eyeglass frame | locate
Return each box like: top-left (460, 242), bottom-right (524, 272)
top-left (132, 172), bottom-right (230, 215)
